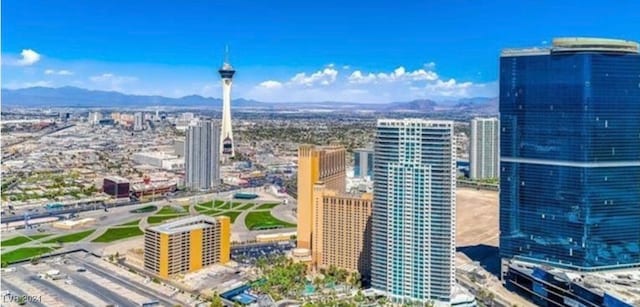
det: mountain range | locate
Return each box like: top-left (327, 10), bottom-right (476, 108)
top-left (1, 86), bottom-right (497, 114)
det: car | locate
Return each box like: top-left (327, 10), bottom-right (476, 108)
top-left (76, 267), bottom-right (87, 272)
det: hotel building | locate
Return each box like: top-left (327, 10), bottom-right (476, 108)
top-left (296, 143), bottom-right (346, 249)
top-left (499, 37), bottom-right (640, 272)
top-left (144, 215), bottom-right (230, 278)
top-left (312, 183), bottom-right (372, 279)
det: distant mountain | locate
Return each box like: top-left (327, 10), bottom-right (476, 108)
top-left (0, 86), bottom-right (259, 108)
top-left (385, 99), bottom-right (438, 112)
top-left (1, 86), bottom-right (497, 115)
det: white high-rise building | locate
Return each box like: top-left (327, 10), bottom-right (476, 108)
top-left (134, 112), bottom-right (144, 131)
top-left (372, 119), bottom-right (471, 306)
top-left (185, 119), bottom-right (220, 191)
top-left (470, 117), bottom-right (499, 180)
top-left (88, 111), bottom-right (102, 125)
top-left (219, 48), bottom-right (235, 158)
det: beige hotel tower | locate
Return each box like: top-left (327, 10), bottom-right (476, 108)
top-left (297, 143), bottom-right (373, 277)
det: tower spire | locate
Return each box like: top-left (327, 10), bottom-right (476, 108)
top-left (224, 44), bottom-right (230, 64)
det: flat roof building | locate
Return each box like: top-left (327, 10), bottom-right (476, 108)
top-left (296, 143), bottom-right (346, 250)
top-left (499, 37), bottom-right (640, 272)
top-left (312, 183), bottom-right (372, 280)
top-left (144, 215), bottom-right (230, 278)
top-left (372, 119), bottom-right (458, 305)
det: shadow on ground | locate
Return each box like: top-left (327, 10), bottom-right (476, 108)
top-left (457, 244), bottom-right (500, 277)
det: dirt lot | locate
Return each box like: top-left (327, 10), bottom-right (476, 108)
top-left (456, 187), bottom-right (499, 247)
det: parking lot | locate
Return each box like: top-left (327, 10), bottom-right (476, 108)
top-left (0, 251), bottom-right (195, 307)
top-left (231, 241), bottom-right (296, 265)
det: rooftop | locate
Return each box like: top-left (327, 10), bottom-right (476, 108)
top-left (501, 37), bottom-right (639, 57)
top-left (147, 215), bottom-right (227, 235)
top-left (104, 175), bottom-right (129, 183)
top-left (511, 260), bottom-right (640, 305)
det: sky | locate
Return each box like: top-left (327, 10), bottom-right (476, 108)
top-left (2, 0), bottom-right (640, 103)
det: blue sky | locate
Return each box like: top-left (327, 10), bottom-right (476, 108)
top-left (3, 0), bottom-right (640, 102)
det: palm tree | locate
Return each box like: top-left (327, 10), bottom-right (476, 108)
top-left (313, 276), bottom-right (323, 290)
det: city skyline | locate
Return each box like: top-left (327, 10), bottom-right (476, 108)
top-left (3, 1), bottom-right (640, 102)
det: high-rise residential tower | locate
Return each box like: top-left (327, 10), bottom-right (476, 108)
top-left (353, 147), bottom-right (374, 178)
top-left (134, 112), bottom-right (144, 131)
top-left (219, 48), bottom-right (235, 158)
top-left (296, 143), bottom-right (346, 250)
top-left (470, 117), bottom-right (500, 180)
top-left (499, 37), bottom-right (640, 272)
top-left (185, 119), bottom-right (220, 191)
top-left (371, 119), bottom-right (457, 304)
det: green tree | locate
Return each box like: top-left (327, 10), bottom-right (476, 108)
top-left (17, 296), bottom-right (26, 305)
top-left (210, 293), bottom-right (223, 307)
top-left (1, 261), bottom-right (8, 268)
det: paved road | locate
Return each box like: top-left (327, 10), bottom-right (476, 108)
top-left (28, 276), bottom-right (93, 307)
top-left (53, 265), bottom-right (137, 307)
top-left (1, 280), bottom-right (47, 307)
top-left (72, 255), bottom-right (182, 307)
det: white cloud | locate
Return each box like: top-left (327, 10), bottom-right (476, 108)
top-left (23, 80), bottom-right (53, 87)
top-left (15, 49), bottom-right (41, 66)
top-left (342, 65), bottom-right (351, 70)
top-left (258, 80), bottom-right (283, 89)
top-left (45, 69), bottom-right (73, 75)
top-left (348, 65), bottom-right (439, 84)
top-left (89, 73), bottom-right (138, 91)
top-left (290, 67), bottom-right (338, 86)
top-left (243, 62), bottom-right (496, 103)
top-left (348, 71), bottom-right (377, 84)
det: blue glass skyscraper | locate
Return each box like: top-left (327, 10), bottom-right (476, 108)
top-left (499, 38), bottom-right (640, 271)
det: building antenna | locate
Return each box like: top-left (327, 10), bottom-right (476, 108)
top-left (224, 45), bottom-right (230, 64)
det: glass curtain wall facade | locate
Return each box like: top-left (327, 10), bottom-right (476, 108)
top-left (499, 38), bottom-right (640, 271)
top-left (371, 119), bottom-right (456, 304)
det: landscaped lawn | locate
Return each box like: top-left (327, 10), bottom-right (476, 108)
top-left (92, 227), bottom-right (143, 243)
top-left (213, 211), bottom-right (241, 223)
top-left (231, 202), bottom-right (245, 208)
top-left (44, 229), bottom-right (95, 244)
top-left (1, 247), bottom-right (56, 263)
top-left (130, 205), bottom-right (157, 213)
top-left (245, 211), bottom-right (296, 230)
top-left (195, 205), bottom-right (213, 213)
top-left (213, 200), bottom-right (232, 209)
top-left (28, 234), bottom-right (52, 240)
top-left (117, 219), bottom-right (140, 227)
top-left (256, 203), bottom-right (280, 210)
top-left (156, 206), bottom-right (186, 215)
top-left (236, 203), bottom-right (254, 211)
top-left (147, 214), bottom-right (187, 224)
top-left (1, 236), bottom-right (32, 247)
